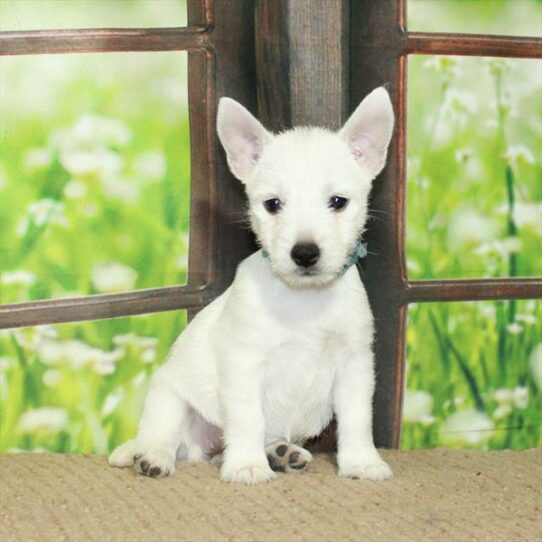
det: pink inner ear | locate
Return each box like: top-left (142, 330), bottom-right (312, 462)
top-left (351, 134), bottom-right (374, 159)
top-left (244, 134), bottom-right (261, 163)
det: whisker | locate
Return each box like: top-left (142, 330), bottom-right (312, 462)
top-left (368, 209), bottom-right (393, 217)
top-left (367, 214), bottom-right (387, 224)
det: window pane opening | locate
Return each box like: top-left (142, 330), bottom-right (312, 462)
top-left (0, 0), bottom-right (188, 31)
top-left (0, 51), bottom-right (191, 304)
top-left (402, 300), bottom-right (541, 451)
top-left (0, 310), bottom-right (187, 454)
top-left (407, 55), bottom-right (542, 280)
top-left (408, 0), bottom-right (542, 38)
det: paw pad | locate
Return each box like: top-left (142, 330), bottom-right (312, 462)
top-left (265, 442), bottom-right (312, 473)
top-left (133, 450), bottom-right (174, 479)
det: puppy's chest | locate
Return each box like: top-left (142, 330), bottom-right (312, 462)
top-left (260, 333), bottom-right (343, 442)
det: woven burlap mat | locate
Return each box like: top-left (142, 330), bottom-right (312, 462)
top-left (1, 448), bottom-right (540, 542)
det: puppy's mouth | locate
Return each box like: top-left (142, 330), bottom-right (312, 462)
top-left (296, 267), bottom-right (319, 277)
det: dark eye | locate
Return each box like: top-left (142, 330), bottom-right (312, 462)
top-left (264, 198), bottom-right (282, 214)
top-left (329, 196), bottom-right (349, 211)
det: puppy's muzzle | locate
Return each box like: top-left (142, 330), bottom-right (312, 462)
top-left (290, 243), bottom-right (320, 268)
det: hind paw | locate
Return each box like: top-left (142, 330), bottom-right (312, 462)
top-left (266, 441), bottom-right (312, 473)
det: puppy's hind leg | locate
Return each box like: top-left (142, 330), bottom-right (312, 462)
top-left (109, 375), bottom-right (187, 478)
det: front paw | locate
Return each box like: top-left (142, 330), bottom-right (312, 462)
top-left (134, 448), bottom-right (176, 479)
top-left (221, 457), bottom-right (277, 485)
top-left (338, 454), bottom-right (392, 481)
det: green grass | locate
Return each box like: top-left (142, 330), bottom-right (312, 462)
top-left (0, 0), bottom-right (540, 454)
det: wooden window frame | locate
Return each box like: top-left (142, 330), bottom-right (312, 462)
top-left (350, 0), bottom-right (542, 448)
top-left (1, 0), bottom-right (541, 451)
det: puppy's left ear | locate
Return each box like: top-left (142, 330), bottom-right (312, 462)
top-left (217, 97), bottom-right (273, 183)
top-left (339, 87), bottom-right (395, 179)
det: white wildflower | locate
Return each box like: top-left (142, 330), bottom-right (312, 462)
top-left (486, 119), bottom-right (499, 130)
top-left (24, 148), bottom-right (53, 172)
top-left (113, 333), bottom-right (158, 364)
top-left (454, 148), bottom-right (473, 163)
top-left (493, 404), bottom-right (512, 419)
top-left (53, 115), bottom-right (131, 151)
top-left (0, 357), bottom-right (15, 371)
top-left (513, 386), bottom-right (529, 409)
top-left (94, 360), bottom-right (117, 376)
top-left (37, 339), bottom-right (123, 374)
top-left (132, 371), bottom-right (147, 388)
top-left (407, 258), bottom-right (421, 274)
top-left (18, 407), bottom-right (68, 433)
top-left (448, 208), bottom-right (496, 248)
top-left (420, 415), bottom-right (436, 426)
top-left (82, 202), bottom-right (99, 217)
top-left (101, 177), bottom-right (140, 203)
top-left (493, 388), bottom-right (513, 404)
top-left (492, 386), bottom-right (529, 415)
top-left (42, 369), bottom-right (61, 388)
top-left (10, 325), bottom-right (58, 350)
top-left (529, 344), bottom-right (542, 389)
top-left (403, 390), bottom-right (434, 423)
top-left (443, 89), bottom-right (477, 119)
top-left (516, 313), bottom-right (537, 325)
top-left (135, 151), bottom-right (167, 181)
top-left (91, 262), bottom-right (137, 293)
top-left (60, 148), bottom-right (123, 179)
top-left (501, 237), bottom-right (522, 254)
top-left (407, 156), bottom-right (421, 173)
top-left (453, 396), bottom-right (466, 408)
top-left (101, 388), bottom-right (125, 417)
top-left (63, 179), bottom-right (87, 200)
top-left (175, 254), bottom-right (189, 270)
top-left (513, 202), bottom-right (542, 234)
top-left (503, 145), bottom-right (534, 168)
top-left (176, 232), bottom-right (190, 270)
top-left (158, 79), bottom-right (189, 108)
top-left (507, 322), bottom-right (523, 335)
top-left (73, 115), bottom-right (131, 148)
top-left (179, 232), bottom-right (190, 248)
top-left (1, 270), bottom-right (37, 287)
top-left (16, 199), bottom-right (67, 236)
top-left (440, 409), bottom-right (494, 446)
top-left (478, 304), bottom-right (496, 320)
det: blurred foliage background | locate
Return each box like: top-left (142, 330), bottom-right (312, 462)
top-left (0, 0), bottom-right (540, 454)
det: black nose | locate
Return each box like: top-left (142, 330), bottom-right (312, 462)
top-left (291, 243), bottom-right (320, 268)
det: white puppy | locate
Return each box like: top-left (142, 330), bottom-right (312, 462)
top-left (110, 87), bottom-right (395, 484)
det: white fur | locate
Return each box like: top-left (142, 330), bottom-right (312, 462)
top-left (110, 87), bottom-right (395, 484)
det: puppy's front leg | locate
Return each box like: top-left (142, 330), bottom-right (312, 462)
top-left (219, 352), bottom-right (276, 485)
top-left (333, 353), bottom-right (392, 481)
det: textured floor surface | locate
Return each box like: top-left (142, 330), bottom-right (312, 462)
top-left (1, 449), bottom-right (541, 542)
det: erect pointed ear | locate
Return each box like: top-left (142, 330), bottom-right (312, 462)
top-left (217, 97), bottom-right (273, 183)
top-left (339, 87), bottom-right (395, 179)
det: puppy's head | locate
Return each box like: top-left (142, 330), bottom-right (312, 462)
top-left (217, 88), bottom-right (394, 288)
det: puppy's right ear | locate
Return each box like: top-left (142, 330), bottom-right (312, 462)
top-left (217, 98), bottom-right (273, 183)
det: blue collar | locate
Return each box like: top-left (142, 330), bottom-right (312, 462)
top-left (261, 235), bottom-right (368, 277)
top-left (339, 235), bottom-right (368, 275)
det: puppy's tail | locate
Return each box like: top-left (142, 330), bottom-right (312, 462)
top-left (109, 439), bottom-right (138, 468)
